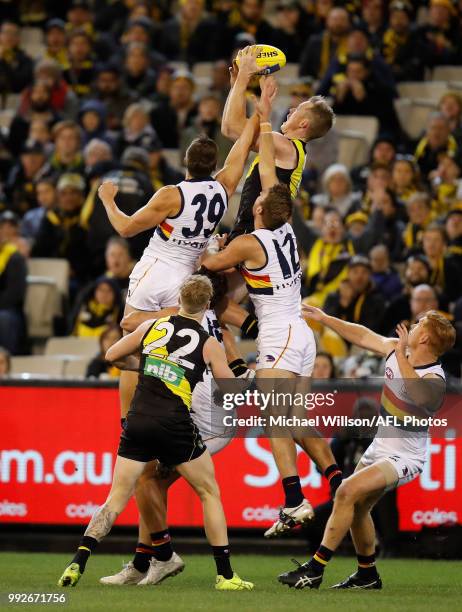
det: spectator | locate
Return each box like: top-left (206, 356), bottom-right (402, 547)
top-left (160, 0), bottom-right (221, 64)
top-left (29, 120), bottom-right (53, 156)
top-left (382, 255), bottom-right (433, 334)
top-left (344, 210), bottom-right (369, 239)
top-left (94, 64), bottom-right (135, 132)
top-left (381, 0), bottom-right (424, 82)
top-left (32, 173), bottom-right (89, 286)
top-left (417, 0), bottom-right (461, 68)
top-left (446, 206), bottom-right (462, 265)
top-left (369, 243), bottom-right (403, 301)
top-left (78, 99), bottom-right (113, 149)
top-left (83, 139), bottom-right (113, 175)
top-left (360, 0), bottom-right (386, 44)
top-left (438, 91), bottom-right (462, 145)
top-left (120, 18), bottom-right (166, 71)
top-left (312, 351), bottom-right (336, 379)
top-left (391, 155), bottom-right (421, 203)
top-left (409, 284), bottom-right (441, 324)
top-left (299, 6), bottom-right (350, 78)
top-left (83, 146), bottom-right (153, 274)
top-left (274, 0), bottom-right (310, 62)
top-left (63, 29), bottom-right (95, 98)
top-left (373, 187), bottom-right (406, 260)
top-left (324, 255), bottom-right (385, 332)
top-left (429, 153), bottom-right (462, 215)
top-left (105, 236), bottom-right (136, 300)
top-left (150, 72), bottom-right (198, 148)
top-left (0, 210), bottom-right (29, 257)
top-left (235, 0), bottom-right (283, 50)
top-left (44, 18), bottom-right (68, 69)
top-left (422, 224), bottom-right (461, 304)
top-left (311, 163), bottom-right (361, 218)
top-left (0, 211), bottom-right (27, 354)
top-left (86, 323), bottom-right (123, 379)
top-left (71, 276), bottom-right (122, 337)
top-left (415, 113), bottom-right (459, 178)
top-left (146, 137), bottom-right (184, 192)
top-left (209, 60), bottom-right (231, 106)
top-left (357, 162), bottom-right (393, 215)
top-left (351, 136), bottom-right (396, 190)
top-left (331, 54), bottom-right (400, 136)
top-left (0, 346), bottom-right (11, 377)
top-left (294, 206), bottom-right (385, 305)
top-left (7, 81), bottom-right (58, 157)
top-left (32, 59), bottom-right (79, 119)
top-left (5, 142), bottom-right (50, 216)
top-left (49, 120), bottom-right (84, 175)
top-left (122, 42), bottom-right (158, 99)
top-left (66, 0), bottom-right (95, 39)
top-left (180, 95), bottom-right (232, 170)
top-left (20, 178), bottom-right (57, 244)
top-left (0, 21), bottom-right (34, 95)
top-left (403, 192), bottom-right (435, 256)
top-left (118, 103), bottom-right (157, 153)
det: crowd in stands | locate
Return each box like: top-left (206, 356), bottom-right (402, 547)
top-left (0, 0), bottom-right (462, 380)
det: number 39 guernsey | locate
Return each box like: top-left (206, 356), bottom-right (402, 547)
top-left (145, 178), bottom-right (228, 267)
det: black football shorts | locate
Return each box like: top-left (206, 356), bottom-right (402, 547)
top-left (118, 409), bottom-right (206, 466)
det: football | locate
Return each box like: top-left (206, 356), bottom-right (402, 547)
top-left (236, 44), bottom-right (287, 75)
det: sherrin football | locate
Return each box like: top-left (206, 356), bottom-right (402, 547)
top-left (236, 44), bottom-right (287, 75)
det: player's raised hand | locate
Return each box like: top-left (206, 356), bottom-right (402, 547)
top-left (395, 323), bottom-right (409, 354)
top-left (229, 60), bottom-right (238, 87)
top-left (98, 181), bottom-right (118, 204)
top-left (302, 304), bottom-right (326, 322)
top-left (237, 46), bottom-right (259, 78)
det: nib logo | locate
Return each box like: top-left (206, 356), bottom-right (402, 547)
top-left (144, 357), bottom-right (184, 386)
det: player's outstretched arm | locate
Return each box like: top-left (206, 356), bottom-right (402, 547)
top-left (202, 234), bottom-right (260, 272)
top-left (216, 114), bottom-right (259, 197)
top-left (121, 307), bottom-right (178, 332)
top-left (98, 182), bottom-right (180, 238)
top-left (302, 304), bottom-right (397, 357)
top-left (222, 46), bottom-right (258, 141)
top-left (106, 319), bottom-right (153, 362)
top-left (256, 76), bottom-right (279, 190)
top-left (203, 336), bottom-right (235, 379)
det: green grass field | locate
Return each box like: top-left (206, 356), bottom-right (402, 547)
top-left (0, 553), bottom-right (460, 612)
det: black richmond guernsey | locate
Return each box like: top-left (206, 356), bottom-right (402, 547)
top-left (132, 314), bottom-right (210, 414)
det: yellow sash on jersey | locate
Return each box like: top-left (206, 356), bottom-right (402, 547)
top-left (0, 243), bottom-right (18, 276)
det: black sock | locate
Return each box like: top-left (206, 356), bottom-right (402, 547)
top-left (212, 545), bottom-right (233, 579)
top-left (133, 542), bottom-right (155, 572)
top-left (282, 475), bottom-right (304, 508)
top-left (240, 314), bottom-right (258, 339)
top-left (308, 545), bottom-right (334, 574)
top-left (71, 535), bottom-right (98, 573)
top-left (150, 529), bottom-right (173, 562)
top-left (324, 464), bottom-right (343, 496)
top-left (357, 553), bottom-right (378, 579)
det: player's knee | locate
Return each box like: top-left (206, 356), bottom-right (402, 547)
top-left (335, 480), bottom-right (359, 504)
top-left (194, 477), bottom-right (220, 501)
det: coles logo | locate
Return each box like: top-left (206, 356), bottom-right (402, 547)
top-left (412, 508), bottom-right (458, 526)
top-left (66, 502), bottom-right (100, 519)
top-left (0, 499), bottom-right (28, 517)
top-left (242, 505), bottom-right (280, 522)
top-left (385, 367), bottom-right (394, 379)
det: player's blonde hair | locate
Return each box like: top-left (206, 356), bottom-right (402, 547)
top-left (422, 310), bottom-right (456, 356)
top-left (305, 96), bottom-right (335, 140)
top-left (179, 275), bottom-right (213, 314)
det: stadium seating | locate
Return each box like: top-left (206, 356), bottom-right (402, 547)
top-left (45, 336), bottom-right (99, 358)
top-left (397, 81), bottom-right (448, 103)
top-left (333, 116), bottom-right (378, 149)
top-left (337, 129), bottom-right (370, 169)
top-left (394, 98), bottom-right (438, 140)
top-left (10, 355), bottom-right (64, 377)
top-left (432, 66), bottom-right (462, 84)
top-left (24, 278), bottom-right (61, 339)
top-left (63, 357), bottom-right (91, 378)
top-left (163, 148), bottom-right (182, 170)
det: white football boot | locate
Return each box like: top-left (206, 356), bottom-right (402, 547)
top-left (137, 552), bottom-right (185, 586)
top-left (99, 562), bottom-right (147, 585)
top-left (264, 499), bottom-right (314, 538)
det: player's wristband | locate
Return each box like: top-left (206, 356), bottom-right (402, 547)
top-left (260, 122), bottom-right (272, 133)
top-left (229, 358), bottom-right (248, 378)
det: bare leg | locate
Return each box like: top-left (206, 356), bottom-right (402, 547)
top-left (295, 436), bottom-right (337, 473)
top-left (85, 456), bottom-right (146, 541)
top-left (175, 451), bottom-right (228, 545)
top-left (135, 461), bottom-right (180, 544)
top-left (119, 304), bottom-right (140, 418)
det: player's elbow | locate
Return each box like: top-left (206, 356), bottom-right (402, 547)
top-left (105, 347), bottom-right (116, 362)
top-left (118, 226), bottom-right (134, 238)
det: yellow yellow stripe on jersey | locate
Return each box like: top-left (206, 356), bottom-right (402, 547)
top-left (290, 139), bottom-right (306, 197)
top-left (142, 316), bottom-right (171, 360)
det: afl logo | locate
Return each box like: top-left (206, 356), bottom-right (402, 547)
top-left (385, 367), bottom-right (394, 379)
